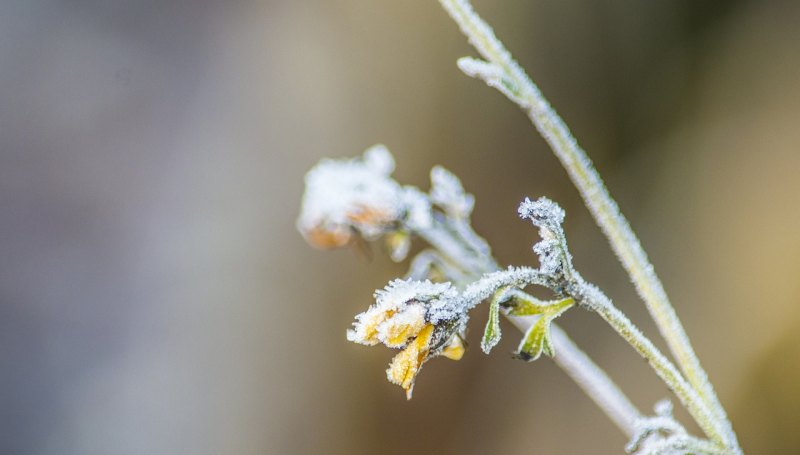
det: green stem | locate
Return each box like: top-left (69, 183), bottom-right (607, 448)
top-left (436, 0), bottom-right (738, 451)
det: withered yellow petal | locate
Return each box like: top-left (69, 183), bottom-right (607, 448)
top-left (386, 324), bottom-right (434, 399)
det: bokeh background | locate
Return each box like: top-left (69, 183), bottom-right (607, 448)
top-left (2, 0), bottom-right (799, 453)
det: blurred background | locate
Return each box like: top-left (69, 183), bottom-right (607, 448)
top-left (2, 0), bottom-right (799, 453)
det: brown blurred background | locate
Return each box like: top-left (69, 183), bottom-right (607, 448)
top-left (2, 0), bottom-right (799, 454)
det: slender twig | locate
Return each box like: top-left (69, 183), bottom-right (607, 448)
top-left (436, 0), bottom-right (738, 451)
top-left (520, 319), bottom-right (640, 436)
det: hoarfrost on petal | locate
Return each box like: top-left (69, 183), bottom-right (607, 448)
top-left (374, 279), bottom-right (455, 311)
top-left (376, 304), bottom-right (426, 347)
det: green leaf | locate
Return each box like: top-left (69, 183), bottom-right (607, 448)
top-left (506, 294), bottom-right (545, 316)
top-left (513, 297), bottom-right (575, 361)
top-left (544, 297), bottom-right (575, 318)
top-left (515, 316), bottom-right (551, 362)
top-left (507, 293), bottom-right (574, 317)
top-left (481, 289), bottom-right (504, 354)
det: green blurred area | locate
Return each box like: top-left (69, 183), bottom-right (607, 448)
top-left (1, 1), bottom-right (799, 453)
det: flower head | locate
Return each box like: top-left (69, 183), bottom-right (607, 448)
top-left (347, 279), bottom-right (467, 399)
top-left (297, 145), bottom-right (431, 251)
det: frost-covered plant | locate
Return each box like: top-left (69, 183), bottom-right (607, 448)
top-left (297, 1), bottom-right (743, 454)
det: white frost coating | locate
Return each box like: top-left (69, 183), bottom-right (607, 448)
top-left (625, 400), bottom-right (722, 455)
top-left (363, 144), bottom-right (395, 175)
top-left (518, 197), bottom-right (565, 228)
top-left (376, 304), bottom-right (426, 348)
top-left (457, 57), bottom-right (528, 107)
top-left (374, 278), bottom-right (456, 311)
top-left (532, 239), bottom-right (562, 276)
top-left (298, 145), bottom-right (405, 244)
top-left (518, 197), bottom-right (573, 276)
top-left (348, 279), bottom-right (459, 348)
top-left (462, 266), bottom-right (548, 311)
top-left (457, 57), bottom-right (502, 81)
top-left (430, 166), bottom-right (475, 218)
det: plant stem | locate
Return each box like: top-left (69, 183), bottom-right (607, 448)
top-left (570, 276), bottom-right (728, 446)
top-left (436, 0), bottom-right (738, 450)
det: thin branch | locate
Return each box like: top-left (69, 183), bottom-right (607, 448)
top-left (437, 0), bottom-right (738, 451)
top-left (465, 267), bottom-right (726, 447)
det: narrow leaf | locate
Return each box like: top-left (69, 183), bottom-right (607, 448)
top-left (515, 316), bottom-right (550, 362)
top-left (481, 290), bottom-right (503, 353)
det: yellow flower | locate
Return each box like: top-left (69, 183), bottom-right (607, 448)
top-left (347, 279), bottom-right (467, 399)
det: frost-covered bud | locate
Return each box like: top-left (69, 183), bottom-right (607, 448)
top-left (518, 197), bottom-right (565, 231)
top-left (430, 166), bottom-right (475, 218)
top-left (347, 278), bottom-right (467, 399)
top-left (297, 145), bottom-right (431, 249)
top-left (518, 197), bottom-right (573, 277)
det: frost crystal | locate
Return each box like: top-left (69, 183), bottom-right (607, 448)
top-left (430, 166), bottom-right (475, 218)
top-left (374, 278), bottom-right (457, 314)
top-left (533, 238), bottom-right (562, 276)
top-left (517, 197), bottom-right (573, 276)
top-left (298, 145), bottom-right (428, 248)
top-left (518, 196), bottom-right (565, 229)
